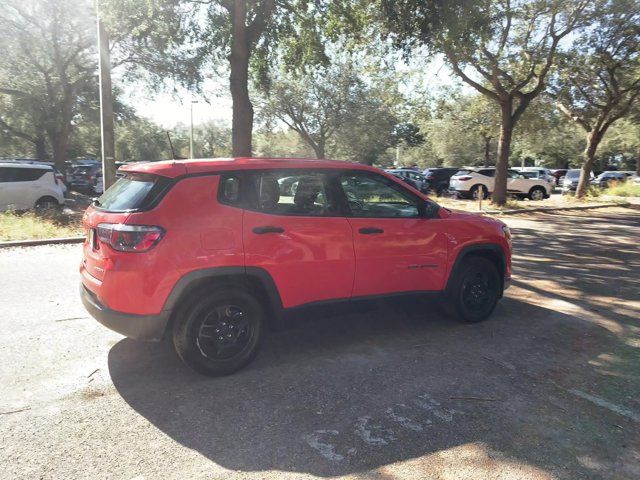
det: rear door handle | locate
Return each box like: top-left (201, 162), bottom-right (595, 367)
top-left (359, 227), bottom-right (384, 235)
top-left (252, 226), bottom-right (284, 234)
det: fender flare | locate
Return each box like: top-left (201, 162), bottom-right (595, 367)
top-left (161, 266), bottom-right (284, 331)
top-left (445, 244), bottom-right (507, 296)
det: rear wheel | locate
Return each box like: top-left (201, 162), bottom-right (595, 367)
top-left (173, 288), bottom-right (264, 376)
top-left (528, 186), bottom-right (546, 201)
top-left (34, 196), bottom-right (59, 214)
top-left (470, 185), bottom-right (489, 200)
top-left (444, 256), bottom-right (500, 323)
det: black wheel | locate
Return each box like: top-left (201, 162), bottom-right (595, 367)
top-left (528, 186), bottom-right (546, 201)
top-left (444, 256), bottom-right (500, 323)
top-left (34, 196), bottom-right (59, 214)
top-left (172, 288), bottom-right (264, 376)
top-left (470, 185), bottom-right (489, 200)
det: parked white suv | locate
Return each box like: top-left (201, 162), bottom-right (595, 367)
top-left (514, 167), bottom-right (556, 186)
top-left (449, 167), bottom-right (552, 200)
top-left (0, 162), bottom-right (66, 212)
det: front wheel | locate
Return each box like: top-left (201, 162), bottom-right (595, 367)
top-left (173, 289), bottom-right (264, 376)
top-left (443, 256), bottom-right (500, 323)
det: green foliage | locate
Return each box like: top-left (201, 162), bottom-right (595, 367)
top-left (0, 0), bottom-right (98, 166)
top-left (604, 182), bottom-right (640, 197)
top-left (257, 61), bottom-right (403, 163)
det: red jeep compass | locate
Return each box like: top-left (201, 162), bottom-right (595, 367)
top-left (80, 158), bottom-right (511, 376)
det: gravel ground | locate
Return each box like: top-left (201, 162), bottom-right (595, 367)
top-left (1, 207), bottom-right (639, 480)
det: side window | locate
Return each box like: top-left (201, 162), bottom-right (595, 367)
top-left (0, 167), bottom-right (8, 183)
top-left (6, 167), bottom-right (47, 182)
top-left (340, 172), bottom-right (420, 218)
top-left (507, 170), bottom-right (522, 179)
top-left (478, 169), bottom-right (495, 177)
top-left (248, 170), bottom-right (334, 216)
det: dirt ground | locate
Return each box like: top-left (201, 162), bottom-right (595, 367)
top-left (0, 206), bottom-right (638, 480)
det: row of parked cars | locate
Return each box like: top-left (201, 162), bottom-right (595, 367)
top-left (386, 166), bottom-right (639, 200)
top-left (386, 166), bottom-right (554, 200)
top-left (0, 158), bottom-right (116, 212)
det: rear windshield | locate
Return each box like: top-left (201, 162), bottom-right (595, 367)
top-left (454, 170), bottom-right (472, 176)
top-left (95, 173), bottom-right (169, 211)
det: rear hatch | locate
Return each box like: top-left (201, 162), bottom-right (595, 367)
top-left (82, 173), bottom-right (171, 281)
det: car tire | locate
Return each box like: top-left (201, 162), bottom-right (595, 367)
top-left (470, 185), bottom-right (489, 200)
top-left (443, 256), bottom-right (500, 323)
top-left (173, 288), bottom-right (264, 376)
top-left (34, 196), bottom-right (59, 214)
top-left (528, 186), bottom-right (546, 201)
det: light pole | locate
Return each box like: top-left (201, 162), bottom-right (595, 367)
top-left (189, 101), bottom-right (198, 159)
top-left (96, 4), bottom-right (116, 189)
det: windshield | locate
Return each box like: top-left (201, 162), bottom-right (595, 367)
top-left (96, 173), bottom-right (164, 211)
top-left (566, 170), bottom-right (581, 179)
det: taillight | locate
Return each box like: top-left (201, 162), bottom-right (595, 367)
top-left (457, 176), bottom-right (473, 181)
top-left (88, 175), bottom-right (94, 182)
top-left (96, 223), bottom-right (164, 252)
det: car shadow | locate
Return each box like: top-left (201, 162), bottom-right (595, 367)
top-left (108, 295), bottom-right (639, 478)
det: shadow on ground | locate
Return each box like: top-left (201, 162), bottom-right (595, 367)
top-left (109, 299), bottom-right (638, 478)
top-left (108, 208), bottom-right (640, 478)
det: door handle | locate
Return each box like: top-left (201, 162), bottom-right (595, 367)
top-left (252, 226), bottom-right (284, 234)
top-left (359, 227), bottom-right (384, 234)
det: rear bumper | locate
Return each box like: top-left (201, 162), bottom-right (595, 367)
top-left (80, 283), bottom-right (170, 341)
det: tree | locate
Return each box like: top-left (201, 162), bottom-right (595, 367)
top-left (0, 0), bottom-right (97, 170)
top-left (435, 93), bottom-right (500, 166)
top-left (258, 62), bottom-right (402, 163)
top-left (104, 0), bottom-right (326, 157)
top-left (380, 0), bottom-right (589, 204)
top-left (549, 0), bottom-right (640, 197)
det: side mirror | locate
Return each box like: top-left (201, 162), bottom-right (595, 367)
top-left (422, 201), bottom-right (441, 219)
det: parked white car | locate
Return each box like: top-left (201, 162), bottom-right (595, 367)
top-left (449, 167), bottom-right (552, 200)
top-left (0, 162), bottom-right (66, 212)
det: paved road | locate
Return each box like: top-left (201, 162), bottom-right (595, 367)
top-left (1, 207), bottom-right (639, 480)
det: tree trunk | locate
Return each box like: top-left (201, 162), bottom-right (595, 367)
top-left (312, 140), bottom-right (325, 159)
top-left (34, 137), bottom-right (47, 161)
top-left (483, 136), bottom-right (491, 166)
top-left (493, 102), bottom-right (513, 206)
top-left (51, 133), bottom-right (69, 173)
top-left (576, 130), bottom-right (603, 198)
top-left (229, 2), bottom-right (253, 157)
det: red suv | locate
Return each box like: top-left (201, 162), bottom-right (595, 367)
top-left (80, 158), bottom-right (512, 376)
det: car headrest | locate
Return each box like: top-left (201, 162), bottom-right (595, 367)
top-left (258, 177), bottom-right (280, 210)
top-left (294, 177), bottom-right (322, 207)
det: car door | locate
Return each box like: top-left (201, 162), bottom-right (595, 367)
top-left (339, 170), bottom-right (448, 297)
top-left (506, 169), bottom-right (527, 193)
top-left (241, 169), bottom-right (355, 309)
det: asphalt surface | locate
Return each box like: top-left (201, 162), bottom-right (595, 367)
top-left (1, 207), bottom-right (639, 479)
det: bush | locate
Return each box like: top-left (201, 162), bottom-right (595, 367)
top-left (604, 182), bottom-right (640, 197)
top-left (0, 211), bottom-right (83, 241)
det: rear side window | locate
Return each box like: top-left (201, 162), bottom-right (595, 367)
top-left (244, 170), bottom-right (338, 216)
top-left (0, 167), bottom-right (48, 182)
top-left (95, 173), bottom-right (170, 211)
top-left (478, 169), bottom-right (496, 177)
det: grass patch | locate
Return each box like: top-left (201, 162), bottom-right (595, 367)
top-left (0, 211), bottom-right (83, 241)
top-left (603, 182), bottom-right (640, 197)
